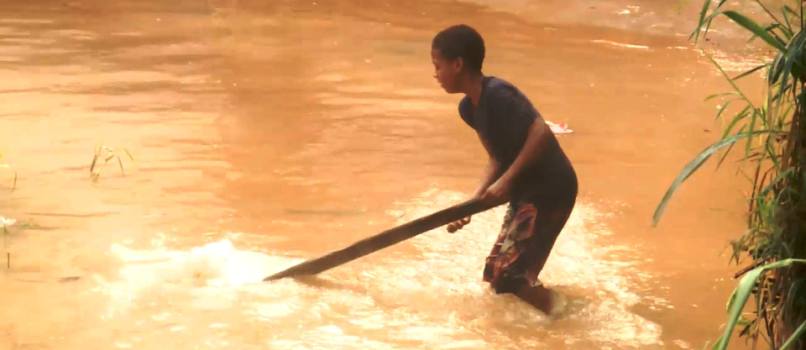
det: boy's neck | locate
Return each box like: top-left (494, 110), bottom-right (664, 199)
top-left (464, 73), bottom-right (485, 106)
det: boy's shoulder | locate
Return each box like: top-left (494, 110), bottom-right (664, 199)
top-left (485, 76), bottom-right (529, 105)
top-left (458, 95), bottom-right (473, 117)
top-left (487, 76), bottom-right (514, 90)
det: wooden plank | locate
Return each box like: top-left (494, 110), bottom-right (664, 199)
top-left (264, 198), bottom-right (494, 281)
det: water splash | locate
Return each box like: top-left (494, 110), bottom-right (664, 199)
top-left (388, 189), bottom-right (664, 348)
top-left (89, 189), bottom-right (663, 349)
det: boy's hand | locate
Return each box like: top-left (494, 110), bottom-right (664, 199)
top-left (447, 216), bottom-right (471, 233)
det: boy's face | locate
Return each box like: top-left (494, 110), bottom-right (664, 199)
top-left (431, 49), bottom-right (463, 93)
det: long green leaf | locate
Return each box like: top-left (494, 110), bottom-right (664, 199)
top-left (779, 13), bottom-right (793, 44)
top-left (717, 125), bottom-right (747, 168)
top-left (763, 132), bottom-right (781, 169)
top-left (732, 63), bottom-right (769, 81)
top-left (774, 30), bottom-right (806, 103)
top-left (652, 130), bottom-right (773, 226)
top-left (714, 259), bottom-right (806, 350)
top-left (781, 320), bottom-right (806, 350)
top-left (770, 52), bottom-right (786, 84)
top-left (707, 55), bottom-right (755, 108)
top-left (745, 108), bottom-right (759, 155)
top-left (751, 0), bottom-right (792, 41)
top-left (723, 11), bottom-right (787, 52)
top-left (693, 0), bottom-right (731, 42)
top-left (758, 168), bottom-right (795, 198)
top-left (714, 98), bottom-right (737, 121)
top-left (783, 276), bottom-right (806, 318)
top-left (691, 0), bottom-right (712, 41)
top-left (753, 23), bottom-right (788, 46)
top-left (721, 106), bottom-right (751, 139)
top-left (770, 22), bottom-right (794, 40)
top-left (783, 6), bottom-right (798, 32)
top-left (752, 0), bottom-right (784, 27)
top-left (706, 92), bottom-right (738, 101)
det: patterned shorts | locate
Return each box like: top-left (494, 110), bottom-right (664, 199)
top-left (482, 199), bottom-right (574, 294)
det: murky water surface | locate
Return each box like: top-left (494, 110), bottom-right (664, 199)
top-left (0, 1), bottom-right (764, 349)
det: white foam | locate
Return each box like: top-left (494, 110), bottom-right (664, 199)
top-left (591, 39), bottom-right (651, 50)
top-left (94, 238), bottom-right (300, 318)
top-left (88, 189), bottom-right (664, 348)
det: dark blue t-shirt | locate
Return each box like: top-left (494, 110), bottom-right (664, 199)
top-left (459, 76), bottom-right (538, 166)
top-left (459, 76), bottom-right (576, 202)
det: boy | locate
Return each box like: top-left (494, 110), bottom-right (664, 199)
top-left (431, 24), bottom-right (577, 313)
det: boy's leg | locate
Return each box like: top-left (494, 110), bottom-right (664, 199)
top-left (515, 282), bottom-right (554, 314)
top-left (483, 199), bottom-right (575, 313)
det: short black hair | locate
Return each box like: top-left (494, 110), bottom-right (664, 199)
top-left (432, 24), bottom-right (485, 73)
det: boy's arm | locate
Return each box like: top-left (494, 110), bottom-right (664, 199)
top-left (474, 134), bottom-right (502, 197)
top-left (482, 118), bottom-right (549, 205)
top-left (447, 133), bottom-right (501, 233)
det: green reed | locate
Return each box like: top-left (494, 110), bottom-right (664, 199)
top-left (90, 145), bottom-right (134, 182)
top-left (0, 151), bottom-right (16, 190)
top-left (654, 1), bottom-right (805, 348)
top-left (1, 151), bottom-right (14, 269)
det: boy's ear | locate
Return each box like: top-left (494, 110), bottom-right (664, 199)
top-left (453, 57), bottom-right (464, 72)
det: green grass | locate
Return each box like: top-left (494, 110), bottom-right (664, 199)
top-left (656, 1), bottom-right (805, 348)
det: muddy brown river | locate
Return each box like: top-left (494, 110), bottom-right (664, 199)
top-left (0, 0), bottom-right (767, 349)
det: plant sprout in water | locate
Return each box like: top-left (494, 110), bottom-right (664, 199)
top-left (90, 145), bottom-right (135, 182)
top-left (2, 216), bottom-right (15, 269)
top-left (0, 151), bottom-right (16, 190)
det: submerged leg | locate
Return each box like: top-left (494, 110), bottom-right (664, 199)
top-left (514, 282), bottom-right (554, 314)
top-left (484, 199), bottom-right (575, 314)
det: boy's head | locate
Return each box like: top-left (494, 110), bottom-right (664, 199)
top-left (431, 24), bottom-right (485, 93)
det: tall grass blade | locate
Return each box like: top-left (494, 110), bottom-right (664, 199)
top-left (783, 6), bottom-right (798, 31)
top-left (90, 154), bottom-right (98, 173)
top-left (723, 11), bottom-right (787, 52)
top-left (124, 149), bottom-right (134, 161)
top-left (707, 55), bottom-right (755, 107)
top-left (714, 259), bottom-right (806, 350)
top-left (653, 131), bottom-right (773, 226)
top-left (117, 157), bottom-right (124, 175)
top-left (706, 92), bottom-right (738, 101)
top-left (721, 106), bottom-right (751, 139)
top-left (781, 320), bottom-right (806, 350)
top-left (717, 125), bottom-right (746, 168)
top-left (732, 64), bottom-right (769, 81)
top-left (692, 0), bottom-right (712, 41)
top-left (752, 0), bottom-right (784, 27)
top-left (714, 99), bottom-right (737, 121)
